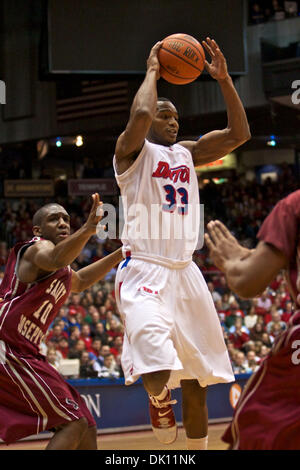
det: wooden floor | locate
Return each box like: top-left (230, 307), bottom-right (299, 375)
top-left (0, 423), bottom-right (228, 450)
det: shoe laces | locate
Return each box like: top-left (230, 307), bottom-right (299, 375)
top-left (149, 394), bottom-right (177, 409)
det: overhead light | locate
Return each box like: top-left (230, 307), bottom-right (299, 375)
top-left (267, 135), bottom-right (277, 146)
top-left (75, 135), bottom-right (83, 147)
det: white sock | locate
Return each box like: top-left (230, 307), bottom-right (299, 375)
top-left (186, 436), bottom-right (208, 450)
top-left (152, 386), bottom-right (168, 401)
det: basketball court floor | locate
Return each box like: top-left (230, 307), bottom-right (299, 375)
top-left (0, 423), bottom-right (228, 450)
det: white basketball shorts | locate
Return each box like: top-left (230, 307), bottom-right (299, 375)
top-left (115, 254), bottom-right (234, 389)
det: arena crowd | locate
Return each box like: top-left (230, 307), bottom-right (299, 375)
top-left (0, 162), bottom-right (298, 379)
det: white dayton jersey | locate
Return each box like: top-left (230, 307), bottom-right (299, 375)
top-left (113, 139), bottom-right (201, 262)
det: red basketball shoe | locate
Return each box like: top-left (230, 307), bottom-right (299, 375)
top-left (149, 388), bottom-right (177, 444)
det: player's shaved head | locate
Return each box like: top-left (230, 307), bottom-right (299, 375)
top-left (32, 204), bottom-right (67, 226)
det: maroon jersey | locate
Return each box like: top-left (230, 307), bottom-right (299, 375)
top-left (0, 237), bottom-right (72, 356)
top-left (223, 190), bottom-right (300, 450)
top-left (0, 237), bottom-right (96, 444)
top-left (257, 190), bottom-right (300, 307)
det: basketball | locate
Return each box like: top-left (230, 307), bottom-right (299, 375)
top-left (158, 33), bottom-right (205, 85)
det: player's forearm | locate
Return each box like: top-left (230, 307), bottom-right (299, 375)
top-left (49, 224), bottom-right (95, 269)
top-left (218, 75), bottom-right (251, 143)
top-left (130, 67), bottom-right (158, 120)
top-left (223, 256), bottom-right (266, 299)
top-left (75, 247), bottom-right (123, 291)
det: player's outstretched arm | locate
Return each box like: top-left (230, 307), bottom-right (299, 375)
top-left (18, 194), bottom-right (104, 282)
top-left (179, 38), bottom-right (251, 166)
top-left (114, 42), bottom-right (161, 172)
top-left (71, 247), bottom-right (123, 292)
top-left (205, 220), bottom-right (288, 298)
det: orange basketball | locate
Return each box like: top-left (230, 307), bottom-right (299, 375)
top-left (158, 33), bottom-right (205, 85)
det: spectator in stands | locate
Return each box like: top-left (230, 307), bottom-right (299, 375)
top-left (246, 350), bottom-right (260, 373)
top-left (68, 325), bottom-right (81, 349)
top-left (68, 293), bottom-right (87, 319)
top-left (266, 310), bottom-right (287, 334)
top-left (110, 336), bottom-right (123, 360)
top-left (57, 337), bottom-right (70, 359)
top-left (46, 323), bottom-right (68, 345)
top-left (249, 322), bottom-right (265, 342)
top-left (89, 338), bottom-right (103, 362)
top-left (207, 281), bottom-right (222, 303)
top-left (46, 347), bottom-right (61, 370)
top-left (228, 317), bottom-right (249, 335)
top-left (95, 354), bottom-right (121, 379)
top-left (93, 322), bottom-right (108, 344)
top-left (282, 300), bottom-right (294, 323)
top-left (79, 351), bottom-right (97, 378)
top-left (68, 339), bottom-right (87, 359)
top-left (256, 289), bottom-right (272, 314)
top-left (228, 321), bottom-right (250, 351)
top-left (261, 332), bottom-right (274, 347)
top-left (232, 351), bottom-right (250, 374)
top-left (80, 323), bottom-right (93, 351)
top-left (244, 304), bottom-right (258, 330)
top-left (225, 301), bottom-right (245, 329)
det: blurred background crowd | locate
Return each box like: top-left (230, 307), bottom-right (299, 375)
top-left (0, 162), bottom-right (297, 380)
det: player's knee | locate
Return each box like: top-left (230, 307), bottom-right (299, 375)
top-left (142, 370), bottom-right (170, 395)
top-left (74, 417), bottom-right (89, 434)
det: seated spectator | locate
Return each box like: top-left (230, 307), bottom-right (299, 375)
top-left (95, 354), bottom-right (121, 379)
top-left (232, 351), bottom-right (250, 374)
top-left (228, 321), bottom-right (250, 350)
top-left (68, 293), bottom-right (87, 319)
top-left (57, 337), bottom-right (70, 359)
top-left (93, 322), bottom-right (108, 344)
top-left (46, 347), bottom-right (61, 370)
top-left (244, 305), bottom-right (258, 330)
top-left (228, 317), bottom-right (249, 335)
top-left (261, 332), bottom-right (274, 347)
top-left (249, 322), bottom-right (265, 342)
top-left (281, 300), bottom-right (294, 323)
top-left (266, 311), bottom-right (287, 334)
top-left (106, 318), bottom-right (123, 344)
top-left (89, 338), bottom-right (103, 362)
top-left (225, 301), bottom-right (245, 329)
top-left (246, 350), bottom-right (260, 373)
top-left (207, 281), bottom-right (222, 303)
top-left (226, 340), bottom-right (239, 365)
top-left (79, 351), bottom-right (98, 378)
top-left (110, 336), bottom-right (123, 360)
top-left (80, 323), bottom-right (93, 351)
top-left (46, 323), bottom-right (68, 345)
top-left (269, 322), bottom-right (286, 342)
top-left (256, 289), bottom-right (272, 315)
top-left (68, 339), bottom-right (87, 359)
top-left (68, 325), bottom-right (81, 347)
top-left (258, 344), bottom-right (271, 363)
top-left (221, 293), bottom-right (230, 311)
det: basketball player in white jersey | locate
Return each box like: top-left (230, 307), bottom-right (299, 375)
top-left (113, 38), bottom-right (250, 450)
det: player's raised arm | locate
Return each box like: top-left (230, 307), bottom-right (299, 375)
top-left (205, 220), bottom-right (288, 298)
top-left (114, 42), bottom-right (161, 172)
top-left (179, 38), bottom-right (251, 166)
top-left (71, 247), bottom-right (123, 292)
top-left (18, 194), bottom-right (104, 283)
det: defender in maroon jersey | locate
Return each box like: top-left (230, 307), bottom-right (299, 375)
top-left (205, 189), bottom-right (300, 449)
top-left (0, 193), bottom-right (122, 449)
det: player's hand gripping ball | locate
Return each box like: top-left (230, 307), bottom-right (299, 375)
top-left (158, 33), bottom-right (205, 85)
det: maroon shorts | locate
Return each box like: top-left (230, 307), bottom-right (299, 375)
top-left (0, 344), bottom-right (96, 444)
top-left (223, 312), bottom-right (300, 450)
